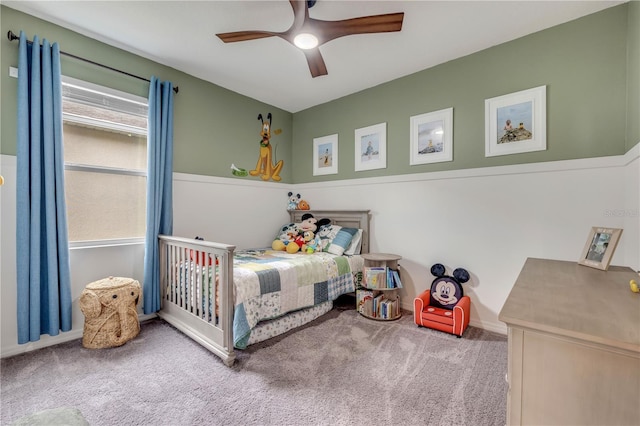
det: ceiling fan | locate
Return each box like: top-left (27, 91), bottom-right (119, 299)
top-left (216, 0), bottom-right (404, 78)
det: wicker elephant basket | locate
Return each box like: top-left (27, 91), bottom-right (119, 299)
top-left (80, 276), bottom-right (141, 349)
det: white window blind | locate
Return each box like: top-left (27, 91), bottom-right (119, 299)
top-left (61, 77), bottom-right (149, 246)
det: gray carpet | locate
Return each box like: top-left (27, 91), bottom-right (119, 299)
top-left (1, 302), bottom-right (508, 426)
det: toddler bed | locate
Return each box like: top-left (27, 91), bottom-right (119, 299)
top-left (157, 210), bottom-right (370, 366)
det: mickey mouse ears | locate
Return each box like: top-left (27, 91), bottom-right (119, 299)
top-left (452, 268), bottom-right (470, 284)
top-left (431, 263), bottom-right (446, 277)
top-left (431, 263), bottom-right (470, 284)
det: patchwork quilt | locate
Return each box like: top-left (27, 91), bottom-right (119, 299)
top-left (232, 249), bottom-right (362, 348)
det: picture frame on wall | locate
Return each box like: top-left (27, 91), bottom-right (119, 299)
top-left (355, 122), bottom-right (387, 172)
top-left (409, 107), bottom-right (453, 165)
top-left (578, 227), bottom-right (623, 271)
top-left (485, 85), bottom-right (546, 157)
top-left (312, 134), bottom-right (338, 176)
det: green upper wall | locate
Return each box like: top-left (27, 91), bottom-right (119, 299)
top-left (292, 3), bottom-right (635, 183)
top-left (1, 4), bottom-right (637, 185)
top-left (0, 5), bottom-right (294, 183)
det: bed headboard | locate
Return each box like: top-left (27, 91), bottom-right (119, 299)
top-left (289, 210), bottom-right (371, 254)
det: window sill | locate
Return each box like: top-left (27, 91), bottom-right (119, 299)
top-left (69, 238), bottom-right (145, 250)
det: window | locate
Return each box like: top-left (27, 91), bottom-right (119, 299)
top-left (62, 77), bottom-right (148, 245)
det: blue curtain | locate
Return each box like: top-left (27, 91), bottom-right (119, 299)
top-left (143, 76), bottom-right (174, 314)
top-left (16, 31), bottom-right (72, 343)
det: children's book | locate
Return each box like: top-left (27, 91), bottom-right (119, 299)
top-left (357, 289), bottom-right (374, 315)
top-left (373, 293), bottom-right (385, 317)
top-left (364, 267), bottom-right (386, 289)
top-left (391, 270), bottom-right (403, 288)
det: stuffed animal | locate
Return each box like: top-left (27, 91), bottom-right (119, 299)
top-left (291, 214), bottom-right (329, 252)
top-left (272, 239), bottom-right (286, 251)
top-left (299, 213), bottom-right (329, 233)
top-left (272, 213), bottom-right (330, 253)
top-left (316, 223), bottom-right (341, 251)
top-left (304, 234), bottom-right (321, 253)
top-left (286, 192), bottom-right (300, 211)
top-left (289, 234), bottom-right (308, 254)
top-left (429, 263), bottom-right (470, 310)
top-left (272, 222), bottom-right (297, 251)
top-left (285, 191), bottom-right (310, 210)
top-left (297, 199), bottom-right (310, 210)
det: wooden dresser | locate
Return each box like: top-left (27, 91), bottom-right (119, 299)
top-left (499, 258), bottom-right (640, 425)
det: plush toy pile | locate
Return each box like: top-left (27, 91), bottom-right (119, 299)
top-left (272, 213), bottom-right (330, 254)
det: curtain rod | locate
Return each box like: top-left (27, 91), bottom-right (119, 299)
top-left (7, 30), bottom-right (179, 94)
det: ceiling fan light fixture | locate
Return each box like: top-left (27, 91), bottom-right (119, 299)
top-left (216, 1), bottom-right (404, 77)
top-left (293, 33), bottom-right (319, 50)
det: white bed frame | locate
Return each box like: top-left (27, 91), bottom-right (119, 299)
top-left (157, 210), bottom-right (370, 366)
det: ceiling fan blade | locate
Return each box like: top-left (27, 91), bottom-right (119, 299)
top-left (216, 30), bottom-right (278, 43)
top-left (310, 12), bottom-right (404, 45)
top-left (288, 0), bottom-right (309, 30)
top-left (302, 48), bottom-right (328, 78)
top-left (218, 2), bottom-right (306, 44)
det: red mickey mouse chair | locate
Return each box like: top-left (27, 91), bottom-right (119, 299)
top-left (414, 263), bottom-right (471, 337)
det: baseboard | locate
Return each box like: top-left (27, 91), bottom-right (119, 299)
top-left (469, 319), bottom-right (507, 335)
top-left (1, 330), bottom-right (83, 359)
top-left (0, 313), bottom-right (157, 359)
top-left (401, 301), bottom-right (507, 336)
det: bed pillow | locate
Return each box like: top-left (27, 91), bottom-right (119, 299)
top-left (326, 227), bottom-right (358, 256)
top-left (344, 229), bottom-right (364, 256)
top-left (317, 224), bottom-right (342, 252)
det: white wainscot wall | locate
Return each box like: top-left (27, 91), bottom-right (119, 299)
top-left (294, 146), bottom-right (639, 334)
top-left (2, 148), bottom-right (638, 355)
top-left (172, 173), bottom-right (291, 249)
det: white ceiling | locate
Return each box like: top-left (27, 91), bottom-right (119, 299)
top-left (3, 0), bottom-right (625, 112)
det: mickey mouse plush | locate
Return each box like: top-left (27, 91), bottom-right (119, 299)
top-left (298, 213), bottom-right (330, 234)
top-left (429, 263), bottom-right (470, 309)
top-left (287, 192), bottom-right (300, 211)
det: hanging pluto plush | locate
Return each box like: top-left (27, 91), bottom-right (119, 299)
top-left (429, 263), bottom-right (470, 309)
top-left (249, 113), bottom-right (284, 182)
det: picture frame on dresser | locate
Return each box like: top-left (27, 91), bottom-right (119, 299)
top-left (485, 85), bottom-right (546, 157)
top-left (578, 226), bottom-right (623, 271)
top-left (313, 134), bottom-right (338, 176)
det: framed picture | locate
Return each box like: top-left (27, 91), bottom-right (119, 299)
top-left (355, 122), bottom-right (386, 171)
top-left (410, 107), bottom-right (453, 165)
top-left (578, 227), bottom-right (623, 271)
top-left (313, 134), bottom-right (338, 176)
top-left (485, 85), bottom-right (546, 157)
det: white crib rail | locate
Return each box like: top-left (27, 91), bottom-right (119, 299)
top-left (158, 235), bottom-right (236, 366)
